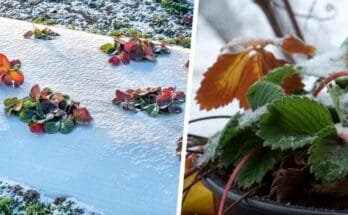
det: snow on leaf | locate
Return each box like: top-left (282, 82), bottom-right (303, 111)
top-left (297, 48), bottom-right (347, 77)
top-left (258, 96), bottom-right (335, 151)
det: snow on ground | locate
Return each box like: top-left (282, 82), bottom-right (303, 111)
top-left (0, 18), bottom-right (188, 214)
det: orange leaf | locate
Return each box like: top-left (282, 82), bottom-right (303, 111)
top-left (0, 53), bottom-right (10, 74)
top-left (196, 50), bottom-right (286, 110)
top-left (3, 71), bottom-right (24, 87)
top-left (281, 35), bottom-right (316, 55)
top-left (0, 54), bottom-right (10, 68)
top-left (281, 73), bottom-right (304, 94)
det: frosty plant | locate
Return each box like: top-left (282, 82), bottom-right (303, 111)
top-left (112, 87), bottom-right (185, 116)
top-left (0, 53), bottom-right (24, 87)
top-left (23, 28), bottom-right (60, 40)
top-left (185, 36), bottom-right (348, 214)
top-left (4, 85), bottom-right (92, 134)
top-left (100, 37), bottom-right (170, 66)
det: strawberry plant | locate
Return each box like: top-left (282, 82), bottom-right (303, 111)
top-left (23, 28), bottom-right (60, 40)
top-left (0, 53), bottom-right (24, 87)
top-left (184, 36), bottom-right (348, 214)
top-left (100, 37), bottom-right (170, 66)
top-left (112, 87), bottom-right (185, 116)
top-left (4, 85), bottom-right (92, 134)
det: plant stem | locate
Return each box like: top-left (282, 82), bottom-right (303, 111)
top-left (313, 71), bottom-right (348, 97)
top-left (218, 148), bottom-right (258, 215)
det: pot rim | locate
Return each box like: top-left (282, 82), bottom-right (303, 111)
top-left (203, 173), bottom-right (348, 215)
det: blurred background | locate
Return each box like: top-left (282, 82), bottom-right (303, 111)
top-left (189, 0), bottom-right (348, 137)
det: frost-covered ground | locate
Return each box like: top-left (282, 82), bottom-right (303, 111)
top-left (0, 179), bottom-right (103, 214)
top-left (0, 18), bottom-right (188, 214)
top-left (0, 0), bottom-right (193, 40)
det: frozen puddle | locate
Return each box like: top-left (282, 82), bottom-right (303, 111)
top-left (0, 18), bottom-right (188, 214)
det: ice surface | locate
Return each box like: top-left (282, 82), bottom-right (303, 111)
top-left (0, 18), bottom-right (188, 214)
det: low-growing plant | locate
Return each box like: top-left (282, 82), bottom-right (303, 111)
top-left (112, 87), bottom-right (185, 116)
top-left (100, 37), bottom-right (170, 66)
top-left (184, 36), bottom-right (348, 214)
top-left (23, 28), bottom-right (60, 40)
top-left (4, 85), bottom-right (92, 134)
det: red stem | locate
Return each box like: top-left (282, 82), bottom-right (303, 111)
top-left (218, 148), bottom-right (258, 215)
top-left (313, 70), bottom-right (348, 97)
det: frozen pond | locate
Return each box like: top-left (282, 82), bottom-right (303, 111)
top-left (0, 18), bottom-right (188, 214)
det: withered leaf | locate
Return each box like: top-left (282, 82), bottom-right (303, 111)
top-left (281, 35), bottom-right (316, 55)
top-left (196, 50), bottom-right (286, 110)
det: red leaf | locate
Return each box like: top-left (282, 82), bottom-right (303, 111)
top-left (119, 51), bottom-right (130, 64)
top-left (124, 41), bottom-right (138, 53)
top-left (73, 107), bottom-right (92, 125)
top-left (29, 123), bottom-right (45, 133)
top-left (30, 85), bottom-right (41, 101)
top-left (108, 56), bottom-right (120, 65)
top-left (10, 59), bottom-right (21, 68)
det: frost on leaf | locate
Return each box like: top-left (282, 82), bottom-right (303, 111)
top-left (100, 37), bottom-right (170, 66)
top-left (112, 87), bottom-right (185, 117)
top-left (196, 36), bottom-right (314, 110)
top-left (3, 85), bottom-right (92, 134)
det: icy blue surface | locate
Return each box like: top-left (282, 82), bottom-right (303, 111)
top-left (0, 18), bottom-right (188, 214)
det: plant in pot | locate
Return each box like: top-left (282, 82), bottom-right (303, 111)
top-left (183, 36), bottom-right (348, 215)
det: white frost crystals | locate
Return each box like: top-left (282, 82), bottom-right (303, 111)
top-left (297, 44), bottom-right (348, 77)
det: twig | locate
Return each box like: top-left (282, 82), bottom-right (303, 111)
top-left (224, 185), bottom-right (262, 214)
top-left (271, 0), bottom-right (336, 21)
top-left (189, 115), bottom-right (231, 124)
top-left (283, 0), bottom-right (304, 40)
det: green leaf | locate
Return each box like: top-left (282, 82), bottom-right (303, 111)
top-left (258, 96), bottom-right (334, 151)
top-left (202, 132), bottom-right (220, 163)
top-left (308, 126), bottom-right (348, 182)
top-left (144, 104), bottom-right (160, 117)
top-left (217, 113), bottom-right (262, 167)
top-left (59, 119), bottom-right (75, 134)
top-left (262, 65), bottom-right (297, 84)
top-left (23, 99), bottom-right (37, 110)
top-left (44, 120), bottom-right (60, 134)
top-left (19, 110), bottom-right (36, 123)
top-left (4, 97), bottom-right (23, 115)
top-left (236, 149), bottom-right (282, 189)
top-left (100, 43), bottom-right (115, 54)
top-left (247, 81), bottom-right (283, 110)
